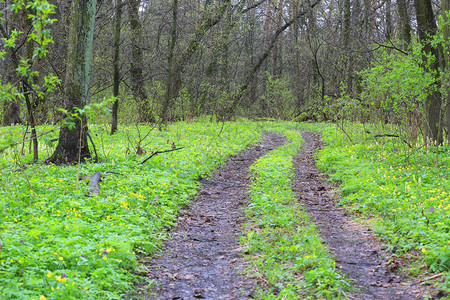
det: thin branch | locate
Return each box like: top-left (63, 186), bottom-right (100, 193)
top-left (137, 147), bottom-right (184, 166)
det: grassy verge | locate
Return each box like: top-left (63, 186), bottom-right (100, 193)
top-left (241, 129), bottom-right (349, 299)
top-left (0, 120), bottom-right (263, 299)
top-left (298, 122), bottom-right (449, 293)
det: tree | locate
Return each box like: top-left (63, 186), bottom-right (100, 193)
top-left (46, 0), bottom-right (97, 164)
top-left (397, 0), bottom-right (412, 49)
top-left (160, 0), bottom-right (231, 124)
top-left (414, 0), bottom-right (443, 144)
top-left (111, 0), bottom-right (123, 135)
top-left (441, 0), bottom-right (450, 143)
top-left (160, 0), bottom-right (179, 127)
top-left (127, 0), bottom-right (154, 123)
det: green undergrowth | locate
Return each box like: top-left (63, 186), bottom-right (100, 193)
top-left (299, 122), bottom-right (449, 293)
top-left (0, 120), bottom-right (263, 299)
top-left (241, 130), bottom-right (349, 299)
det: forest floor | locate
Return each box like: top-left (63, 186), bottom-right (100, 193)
top-left (134, 131), bottom-right (431, 299)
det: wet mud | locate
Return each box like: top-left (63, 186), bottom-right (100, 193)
top-left (137, 132), bottom-right (286, 299)
top-left (293, 131), bottom-right (427, 299)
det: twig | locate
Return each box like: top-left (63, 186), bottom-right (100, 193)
top-left (338, 119), bottom-right (353, 143)
top-left (415, 272), bottom-right (443, 283)
top-left (137, 147), bottom-right (184, 166)
top-left (374, 134), bottom-right (412, 148)
top-left (106, 171), bottom-right (122, 175)
top-left (87, 132), bottom-right (99, 163)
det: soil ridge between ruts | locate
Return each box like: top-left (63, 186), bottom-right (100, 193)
top-left (294, 131), bottom-right (426, 300)
top-left (138, 132), bottom-right (286, 299)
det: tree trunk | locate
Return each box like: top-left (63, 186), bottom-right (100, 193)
top-left (161, 0), bottom-right (231, 125)
top-left (397, 0), bottom-right (412, 49)
top-left (46, 0), bottom-right (97, 164)
top-left (127, 0), bottom-right (154, 123)
top-left (343, 0), bottom-right (353, 94)
top-left (414, 0), bottom-right (443, 144)
top-left (111, 0), bottom-right (122, 135)
top-left (220, 1), bottom-right (321, 120)
top-left (385, 0), bottom-right (392, 40)
top-left (441, 0), bottom-right (450, 143)
top-left (161, 0), bottom-right (179, 126)
top-left (2, 102), bottom-right (22, 125)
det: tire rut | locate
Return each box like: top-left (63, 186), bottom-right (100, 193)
top-left (293, 131), bottom-right (426, 299)
top-left (137, 132), bottom-right (286, 300)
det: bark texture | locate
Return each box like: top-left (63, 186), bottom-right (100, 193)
top-left (111, 0), bottom-right (122, 135)
top-left (46, 0), bottom-right (97, 164)
top-left (127, 0), bottom-right (154, 123)
top-left (414, 0), bottom-right (443, 144)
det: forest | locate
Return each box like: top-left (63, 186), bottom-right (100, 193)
top-left (0, 0), bottom-right (449, 299)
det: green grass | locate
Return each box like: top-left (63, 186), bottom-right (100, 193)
top-left (241, 129), bottom-right (349, 299)
top-left (0, 120), bottom-right (263, 299)
top-left (298, 121), bottom-right (449, 293)
top-left (2, 119), bottom-right (449, 299)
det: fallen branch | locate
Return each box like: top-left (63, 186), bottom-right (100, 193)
top-left (373, 134), bottom-right (412, 148)
top-left (138, 147), bottom-right (184, 166)
top-left (374, 134), bottom-right (400, 138)
top-left (87, 172), bottom-right (102, 197)
top-left (415, 272), bottom-right (443, 283)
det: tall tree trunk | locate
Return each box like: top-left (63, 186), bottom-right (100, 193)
top-left (272, 0), bottom-right (284, 77)
top-left (343, 0), bottom-right (353, 94)
top-left (260, 0), bottom-right (273, 113)
top-left (0, 10), bottom-right (22, 125)
top-left (414, 0), bottom-right (443, 144)
top-left (111, 0), bottom-right (122, 135)
top-left (441, 0), bottom-right (450, 143)
top-left (364, 0), bottom-right (371, 34)
top-left (220, 0), bottom-right (321, 120)
top-left (397, 0), bottom-right (412, 49)
top-left (161, 0), bottom-right (179, 126)
top-left (161, 0), bottom-right (231, 125)
top-left (128, 0), bottom-right (154, 123)
top-left (46, 0), bottom-right (97, 164)
top-left (385, 0), bottom-right (392, 40)
top-left (220, 5), bottom-right (233, 94)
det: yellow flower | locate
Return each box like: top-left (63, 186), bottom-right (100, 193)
top-left (40, 296), bottom-right (46, 300)
top-left (61, 278), bottom-right (66, 282)
top-left (103, 255), bottom-right (107, 261)
top-left (56, 276), bottom-right (62, 282)
top-left (58, 257), bottom-right (64, 261)
top-left (421, 248), bottom-right (427, 253)
top-left (47, 272), bottom-right (53, 277)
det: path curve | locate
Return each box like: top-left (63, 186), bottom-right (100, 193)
top-left (294, 131), bottom-right (426, 299)
top-left (139, 132), bottom-right (286, 299)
